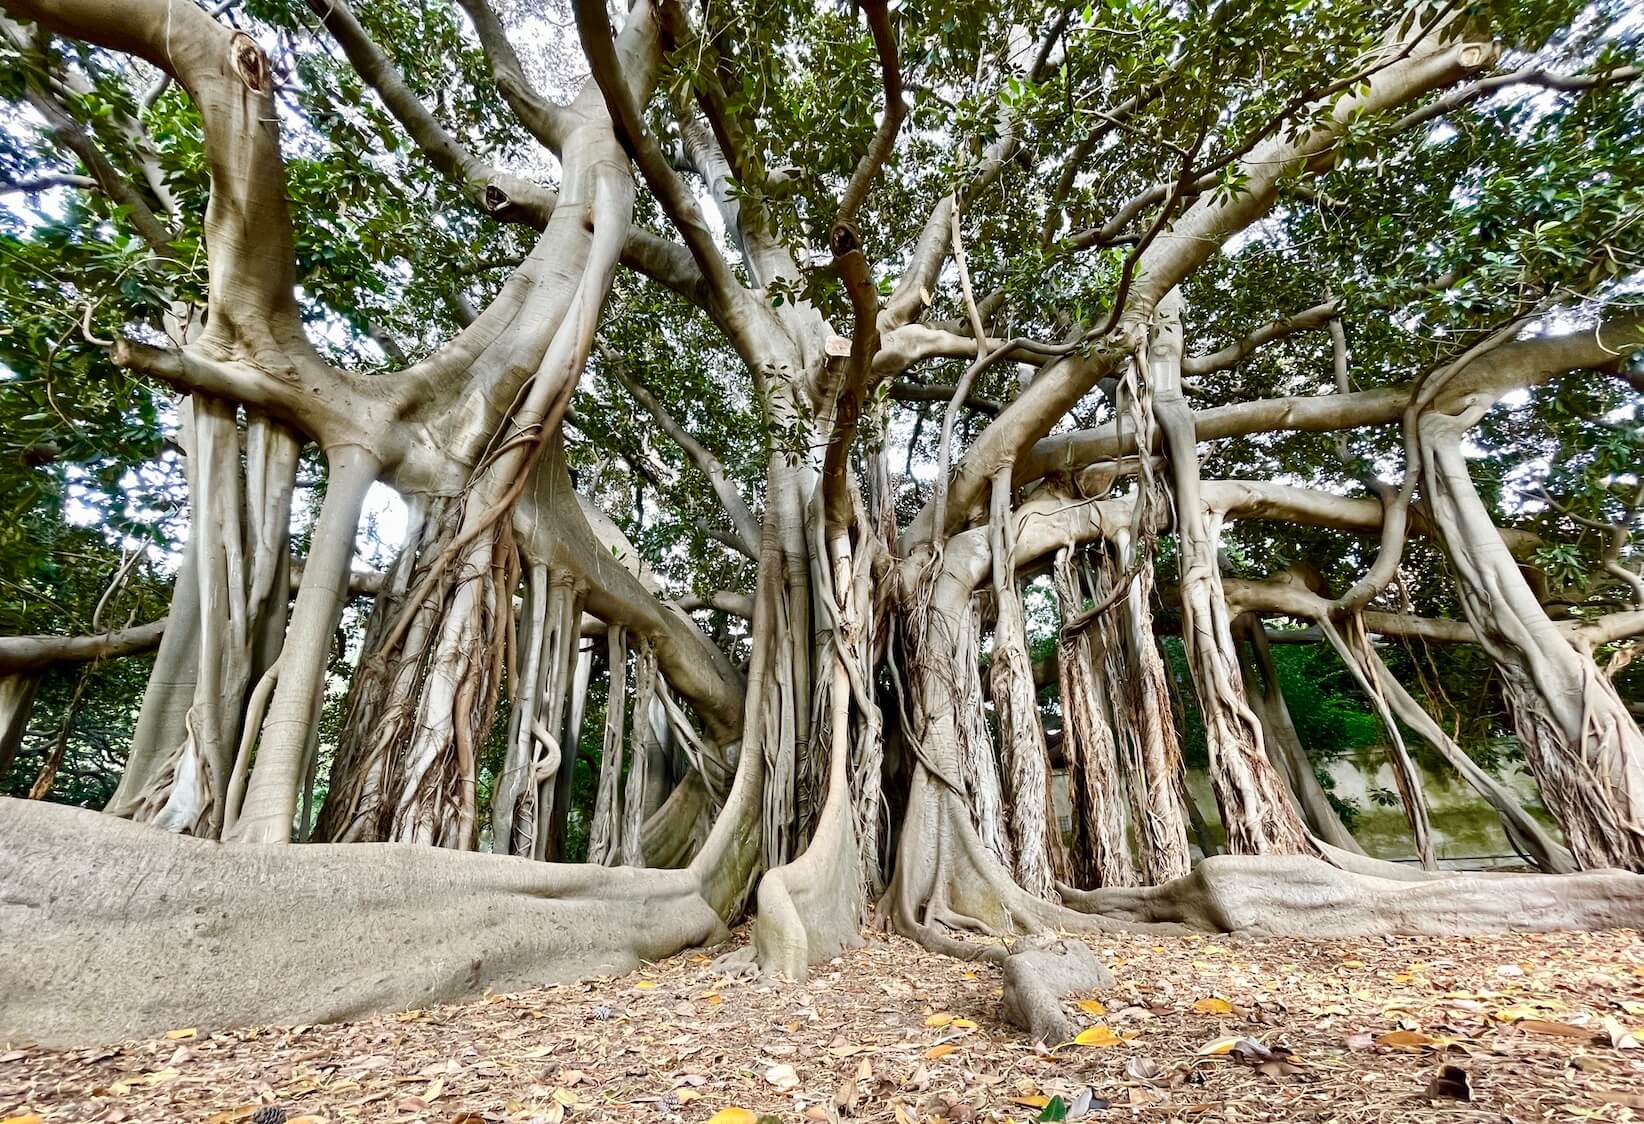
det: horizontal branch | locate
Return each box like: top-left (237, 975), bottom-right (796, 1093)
top-left (1227, 577), bottom-right (1644, 651)
top-left (1022, 308), bottom-right (1644, 485)
top-left (0, 568), bottom-right (384, 675)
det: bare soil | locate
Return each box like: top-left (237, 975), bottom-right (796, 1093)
top-left (6, 926), bottom-right (1644, 1123)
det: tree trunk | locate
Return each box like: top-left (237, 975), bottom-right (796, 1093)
top-left (133, 405), bottom-right (300, 838)
top-left (1053, 547), bottom-right (1135, 888)
top-left (227, 444), bottom-right (379, 843)
top-left (1150, 291), bottom-right (1314, 855)
top-left (1234, 614), bottom-right (1366, 855)
top-left (1422, 408), bottom-right (1644, 870)
top-left (588, 626), bottom-right (628, 865)
top-left (1103, 532), bottom-right (1194, 881)
top-left (952, 594), bottom-right (1013, 871)
top-left (0, 672), bottom-right (40, 787)
top-left (988, 472), bottom-right (1065, 898)
top-left (621, 637), bottom-right (659, 867)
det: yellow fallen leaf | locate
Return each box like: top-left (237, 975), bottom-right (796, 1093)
top-left (2, 1115), bottom-right (44, 1124)
top-left (952, 1018), bottom-right (977, 1029)
top-left (1011, 1095), bottom-right (1051, 1109)
top-left (1375, 1030), bottom-right (1439, 1050)
top-left (634, 980), bottom-right (658, 989)
top-left (165, 1027), bottom-right (197, 1040)
top-left (925, 1012), bottom-right (954, 1027)
top-left (925, 1043), bottom-right (956, 1059)
top-left (1197, 1036), bottom-right (1242, 1056)
top-left (206, 1106), bottom-right (259, 1124)
top-left (1341, 959), bottom-right (1366, 969)
top-left (706, 1110), bottom-right (758, 1124)
top-left (1193, 997), bottom-right (1233, 1015)
top-left (1621, 1001), bottom-right (1644, 1017)
top-left (1073, 1025), bottom-right (1128, 1047)
top-left (552, 1087), bottom-right (579, 1106)
top-left (1076, 999), bottom-right (1107, 1016)
top-left (423, 1076), bottom-right (445, 1102)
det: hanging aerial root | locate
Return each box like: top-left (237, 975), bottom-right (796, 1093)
top-left (0, 798), bottom-right (731, 1046)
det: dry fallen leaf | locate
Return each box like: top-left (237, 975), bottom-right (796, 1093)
top-left (164, 1027), bottom-right (197, 1040)
top-left (765, 1062), bottom-right (800, 1090)
top-left (1192, 997), bottom-right (1233, 1015)
top-left (925, 1043), bottom-right (956, 1060)
top-left (1375, 1030), bottom-right (1446, 1051)
top-left (1516, 1019), bottom-right (1600, 1042)
top-left (206, 1106), bottom-right (260, 1124)
top-left (706, 1110), bottom-right (760, 1124)
top-left (924, 1012), bottom-right (954, 1027)
top-left (1076, 999), bottom-right (1107, 1016)
top-left (1073, 1025), bottom-right (1131, 1048)
top-left (1, 1115), bottom-right (44, 1124)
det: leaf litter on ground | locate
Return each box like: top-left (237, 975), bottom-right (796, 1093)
top-left (4, 928), bottom-right (1644, 1121)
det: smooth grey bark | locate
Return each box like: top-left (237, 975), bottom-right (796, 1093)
top-left (0, 672), bottom-right (40, 786)
top-left (1423, 407), bottom-right (1644, 870)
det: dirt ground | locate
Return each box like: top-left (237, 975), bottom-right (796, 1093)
top-left (5, 926), bottom-right (1644, 1123)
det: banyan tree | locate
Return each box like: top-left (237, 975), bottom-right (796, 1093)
top-left (1, 0), bottom-right (1642, 1044)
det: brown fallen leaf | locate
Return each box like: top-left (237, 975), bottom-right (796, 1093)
top-left (1595, 1091), bottom-right (1644, 1109)
top-left (1515, 1019), bottom-right (1601, 1042)
top-left (205, 1107), bottom-right (260, 1124)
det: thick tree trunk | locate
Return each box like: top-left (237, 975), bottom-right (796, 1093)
top-left (313, 496), bottom-right (446, 844)
top-left (134, 406), bottom-right (300, 838)
top-left (1103, 532), bottom-right (1194, 881)
top-left (1053, 548), bottom-right (1135, 887)
top-left (952, 594), bottom-right (1013, 871)
top-left (988, 473), bottom-right (1065, 898)
top-left (588, 627), bottom-right (627, 865)
top-left (1150, 292), bottom-right (1313, 855)
top-left (227, 444), bottom-right (379, 843)
top-left (621, 638), bottom-right (659, 867)
top-left (1422, 409), bottom-right (1644, 870)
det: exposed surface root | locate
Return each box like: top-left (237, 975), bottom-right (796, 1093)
top-left (1059, 852), bottom-right (1644, 937)
top-left (1000, 937), bottom-right (1114, 1044)
top-left (0, 800), bottom-right (728, 1046)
